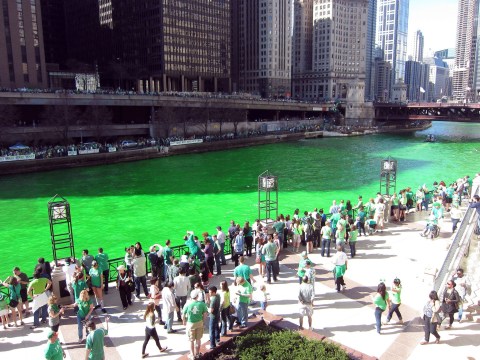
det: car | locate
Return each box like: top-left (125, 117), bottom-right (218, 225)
top-left (121, 140), bottom-right (138, 148)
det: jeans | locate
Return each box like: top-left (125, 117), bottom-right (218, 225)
top-left (266, 260), bottom-right (277, 282)
top-left (220, 307), bottom-right (232, 335)
top-left (219, 242), bottom-right (226, 265)
top-left (386, 303), bottom-right (402, 322)
top-left (76, 313), bottom-right (87, 339)
top-left (214, 254), bottom-right (222, 275)
top-left (375, 307), bottom-right (384, 333)
top-left (356, 221), bottom-right (365, 236)
top-left (260, 301), bottom-right (267, 310)
top-left (209, 315), bottom-right (220, 347)
top-left (245, 236), bottom-right (253, 256)
top-left (349, 242), bottom-right (356, 258)
top-left (423, 315), bottom-right (440, 342)
top-left (452, 218), bottom-right (460, 232)
top-left (321, 239), bottom-right (331, 257)
top-left (313, 229), bottom-right (321, 248)
top-left (175, 296), bottom-right (187, 320)
top-left (458, 299), bottom-right (464, 320)
top-left (237, 302), bottom-right (248, 326)
top-left (33, 304), bottom-right (48, 326)
top-left (165, 311), bottom-right (174, 332)
top-left (134, 275), bottom-right (149, 297)
top-left (119, 284), bottom-right (132, 308)
top-left (103, 269), bottom-right (110, 293)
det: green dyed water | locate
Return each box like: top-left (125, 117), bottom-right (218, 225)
top-left (0, 121), bottom-right (479, 279)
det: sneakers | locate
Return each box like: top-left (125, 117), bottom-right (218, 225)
top-left (78, 338), bottom-right (84, 344)
top-left (342, 285), bottom-right (346, 291)
top-left (101, 308), bottom-right (107, 314)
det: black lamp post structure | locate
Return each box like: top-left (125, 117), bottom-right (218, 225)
top-left (48, 195), bottom-right (75, 266)
top-left (380, 156), bottom-right (397, 196)
top-left (258, 170), bottom-right (278, 223)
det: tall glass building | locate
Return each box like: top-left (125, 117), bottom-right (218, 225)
top-left (376, 0), bottom-right (409, 96)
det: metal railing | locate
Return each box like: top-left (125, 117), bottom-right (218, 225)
top-left (434, 188), bottom-right (479, 293)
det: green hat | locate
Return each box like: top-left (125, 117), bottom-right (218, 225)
top-left (47, 331), bottom-right (57, 339)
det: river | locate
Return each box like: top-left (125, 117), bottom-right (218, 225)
top-left (0, 121), bottom-right (479, 279)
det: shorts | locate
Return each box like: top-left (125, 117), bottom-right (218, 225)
top-left (375, 215), bottom-right (384, 227)
top-left (299, 303), bottom-right (313, 317)
top-left (0, 309), bottom-right (8, 316)
top-left (446, 197), bottom-right (452, 204)
top-left (20, 288), bottom-right (28, 302)
top-left (186, 321), bottom-right (204, 342)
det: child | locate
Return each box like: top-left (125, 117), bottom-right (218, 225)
top-left (0, 292), bottom-right (9, 329)
top-left (259, 284), bottom-right (270, 311)
top-left (366, 218), bottom-right (377, 235)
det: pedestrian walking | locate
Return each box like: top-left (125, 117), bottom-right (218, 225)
top-left (141, 303), bottom-right (167, 358)
top-left (298, 275), bottom-right (314, 331)
top-left (372, 282), bottom-right (390, 334)
top-left (420, 290), bottom-right (441, 345)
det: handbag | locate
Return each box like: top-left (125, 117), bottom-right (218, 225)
top-left (228, 304), bottom-right (236, 315)
top-left (126, 280), bottom-right (135, 293)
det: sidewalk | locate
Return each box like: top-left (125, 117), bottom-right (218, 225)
top-left (1, 210), bottom-right (479, 359)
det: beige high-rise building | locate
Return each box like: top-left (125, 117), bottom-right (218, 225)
top-left (292, 0), bottom-right (368, 100)
top-left (0, 0), bottom-right (47, 88)
top-left (453, 0), bottom-right (478, 101)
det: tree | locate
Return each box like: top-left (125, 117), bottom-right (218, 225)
top-left (40, 96), bottom-right (82, 145)
top-left (81, 105), bottom-right (113, 141)
top-left (231, 109), bottom-right (248, 137)
top-left (154, 106), bottom-right (178, 138)
top-left (0, 105), bottom-right (20, 127)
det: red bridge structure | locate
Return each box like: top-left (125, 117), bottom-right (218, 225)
top-left (374, 103), bottom-right (480, 123)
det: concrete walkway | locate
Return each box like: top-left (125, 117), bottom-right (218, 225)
top-left (1, 210), bottom-right (479, 360)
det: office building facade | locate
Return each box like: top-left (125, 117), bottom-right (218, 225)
top-left (365, 0), bottom-right (377, 101)
top-left (404, 60), bottom-right (429, 102)
top-left (409, 30), bottom-right (424, 62)
top-left (376, 0), bottom-right (409, 91)
top-left (452, 0), bottom-right (478, 101)
top-left (232, 0), bottom-right (291, 97)
top-left (292, 0), bottom-right (368, 101)
top-left (0, 0), bottom-right (47, 88)
top-left (424, 57), bottom-right (450, 101)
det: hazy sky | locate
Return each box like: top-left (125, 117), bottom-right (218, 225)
top-left (408, 0), bottom-right (458, 55)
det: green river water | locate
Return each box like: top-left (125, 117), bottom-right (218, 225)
top-left (0, 121), bottom-right (479, 280)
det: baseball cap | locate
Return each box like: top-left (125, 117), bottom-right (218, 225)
top-left (47, 330), bottom-right (57, 339)
top-left (190, 289), bottom-right (200, 299)
top-left (301, 251), bottom-right (307, 257)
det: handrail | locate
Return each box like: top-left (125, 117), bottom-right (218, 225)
top-left (434, 188), bottom-right (479, 294)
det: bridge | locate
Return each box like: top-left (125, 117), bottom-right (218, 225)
top-left (374, 102), bottom-right (480, 123)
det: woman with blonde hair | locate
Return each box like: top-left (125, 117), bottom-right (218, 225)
top-left (142, 302), bottom-right (167, 358)
top-left (48, 294), bottom-right (64, 332)
top-left (76, 289), bottom-right (94, 343)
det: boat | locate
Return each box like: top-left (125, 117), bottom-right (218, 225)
top-left (424, 134), bottom-right (436, 142)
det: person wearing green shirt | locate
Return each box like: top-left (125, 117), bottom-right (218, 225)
top-left (320, 219), bottom-right (333, 257)
top-left (233, 256), bottom-right (255, 284)
top-left (163, 239), bottom-right (174, 281)
top-left (95, 248), bottom-right (109, 294)
top-left (348, 225), bottom-right (358, 258)
top-left (182, 289), bottom-right (208, 360)
top-left (235, 276), bottom-right (253, 328)
top-left (72, 272), bottom-right (87, 302)
top-left (261, 236), bottom-right (278, 283)
top-left (372, 282), bottom-right (390, 334)
top-left (76, 290), bottom-right (94, 343)
top-left (44, 331), bottom-right (65, 360)
top-left (385, 278), bottom-right (403, 325)
top-left (85, 318), bottom-right (109, 360)
top-left (297, 251), bottom-right (314, 284)
top-left (88, 261), bottom-right (106, 313)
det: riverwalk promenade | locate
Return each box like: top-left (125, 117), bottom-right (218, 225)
top-left (1, 210), bottom-right (479, 359)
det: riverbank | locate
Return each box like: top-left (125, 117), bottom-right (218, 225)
top-left (0, 123), bottom-right (431, 176)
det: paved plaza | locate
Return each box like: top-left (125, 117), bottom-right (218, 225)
top-left (1, 211), bottom-right (479, 360)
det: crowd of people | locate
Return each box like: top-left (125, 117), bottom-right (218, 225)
top-left (0, 173), bottom-right (478, 359)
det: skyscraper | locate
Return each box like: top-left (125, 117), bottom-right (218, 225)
top-left (365, 0), bottom-right (377, 101)
top-left (376, 0), bottom-right (409, 90)
top-left (292, 0), bottom-right (368, 101)
top-left (409, 30), bottom-right (424, 62)
top-left (232, 0), bottom-right (292, 98)
top-left (0, 0), bottom-right (47, 88)
top-left (452, 0), bottom-right (478, 101)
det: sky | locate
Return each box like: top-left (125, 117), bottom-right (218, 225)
top-left (408, 0), bottom-right (458, 56)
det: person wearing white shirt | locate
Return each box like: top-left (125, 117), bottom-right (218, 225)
top-left (162, 282), bottom-right (178, 333)
top-left (62, 257), bottom-right (78, 303)
top-left (173, 269), bottom-right (191, 322)
top-left (216, 226), bottom-right (227, 265)
top-left (331, 246), bottom-right (348, 292)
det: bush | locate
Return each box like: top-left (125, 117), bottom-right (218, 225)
top-left (235, 328), bottom-right (349, 360)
